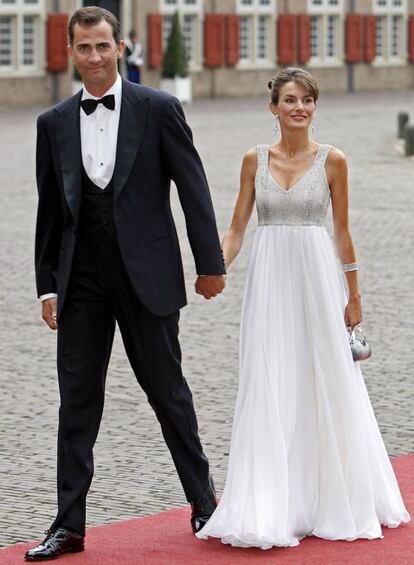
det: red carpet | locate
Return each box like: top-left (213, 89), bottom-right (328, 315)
top-left (1, 454), bottom-right (413, 565)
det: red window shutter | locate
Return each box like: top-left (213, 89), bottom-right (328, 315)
top-left (345, 14), bottom-right (362, 63)
top-left (47, 14), bottom-right (68, 72)
top-left (204, 14), bottom-right (225, 67)
top-left (147, 14), bottom-right (163, 68)
top-left (363, 15), bottom-right (377, 63)
top-left (226, 14), bottom-right (240, 66)
top-left (297, 14), bottom-right (310, 64)
top-left (278, 14), bottom-right (297, 65)
top-left (409, 15), bottom-right (414, 62)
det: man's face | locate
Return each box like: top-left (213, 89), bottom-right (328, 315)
top-left (68, 20), bottom-right (125, 90)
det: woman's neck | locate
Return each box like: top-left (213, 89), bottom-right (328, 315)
top-left (277, 131), bottom-right (312, 157)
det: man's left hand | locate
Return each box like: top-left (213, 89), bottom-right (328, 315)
top-left (195, 275), bottom-right (226, 300)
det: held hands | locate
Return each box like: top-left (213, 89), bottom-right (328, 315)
top-left (42, 298), bottom-right (58, 330)
top-left (344, 296), bottom-right (362, 330)
top-left (195, 275), bottom-right (226, 300)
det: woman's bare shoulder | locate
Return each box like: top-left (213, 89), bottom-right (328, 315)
top-left (244, 146), bottom-right (259, 161)
top-left (241, 147), bottom-right (259, 174)
top-left (326, 145), bottom-right (347, 167)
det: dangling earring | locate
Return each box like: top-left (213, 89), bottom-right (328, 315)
top-left (273, 114), bottom-right (279, 135)
top-left (311, 113), bottom-right (316, 136)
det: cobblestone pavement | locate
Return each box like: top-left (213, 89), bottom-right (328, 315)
top-left (0, 91), bottom-right (413, 548)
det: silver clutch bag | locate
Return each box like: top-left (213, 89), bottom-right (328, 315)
top-left (348, 326), bottom-right (372, 361)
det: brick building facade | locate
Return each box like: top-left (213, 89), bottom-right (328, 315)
top-left (1, 0), bottom-right (413, 105)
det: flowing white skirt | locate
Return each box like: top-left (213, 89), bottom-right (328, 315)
top-left (197, 225), bottom-right (410, 549)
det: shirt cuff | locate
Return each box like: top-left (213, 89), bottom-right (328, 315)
top-left (40, 293), bottom-right (58, 301)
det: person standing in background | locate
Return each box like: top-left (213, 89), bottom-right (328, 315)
top-left (125, 30), bottom-right (143, 83)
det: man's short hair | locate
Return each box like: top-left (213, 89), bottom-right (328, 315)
top-left (68, 6), bottom-right (121, 46)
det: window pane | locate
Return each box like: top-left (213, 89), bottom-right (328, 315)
top-left (240, 16), bottom-right (252, 61)
top-left (390, 15), bottom-right (401, 57)
top-left (327, 0), bottom-right (339, 5)
top-left (183, 14), bottom-right (195, 63)
top-left (22, 15), bottom-right (36, 66)
top-left (240, 0), bottom-right (253, 5)
top-left (326, 15), bottom-right (337, 58)
top-left (310, 15), bottom-right (321, 58)
top-left (164, 0), bottom-right (177, 5)
top-left (163, 15), bottom-right (173, 48)
top-left (375, 0), bottom-right (388, 7)
top-left (0, 0), bottom-right (16, 4)
top-left (184, 0), bottom-right (197, 4)
top-left (257, 15), bottom-right (269, 60)
top-left (259, 0), bottom-right (271, 5)
top-left (310, 0), bottom-right (323, 6)
top-left (375, 16), bottom-right (385, 58)
top-left (24, 0), bottom-right (39, 4)
top-left (0, 16), bottom-right (14, 68)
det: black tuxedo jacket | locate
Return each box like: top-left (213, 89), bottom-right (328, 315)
top-left (35, 79), bottom-right (225, 318)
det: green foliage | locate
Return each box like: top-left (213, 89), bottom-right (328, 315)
top-left (161, 12), bottom-right (189, 79)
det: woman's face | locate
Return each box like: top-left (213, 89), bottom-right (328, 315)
top-left (270, 81), bottom-right (316, 133)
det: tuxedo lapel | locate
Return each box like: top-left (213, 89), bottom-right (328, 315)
top-left (54, 91), bottom-right (83, 224)
top-left (53, 81), bottom-right (148, 220)
top-left (113, 79), bottom-right (149, 200)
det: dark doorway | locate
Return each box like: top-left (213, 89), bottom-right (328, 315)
top-left (83, 0), bottom-right (120, 21)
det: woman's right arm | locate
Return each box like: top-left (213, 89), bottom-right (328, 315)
top-left (221, 148), bottom-right (256, 269)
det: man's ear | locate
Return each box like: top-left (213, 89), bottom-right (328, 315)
top-left (117, 39), bottom-right (125, 58)
top-left (67, 44), bottom-right (74, 61)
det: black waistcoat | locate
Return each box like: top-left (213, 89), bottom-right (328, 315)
top-left (79, 167), bottom-right (116, 246)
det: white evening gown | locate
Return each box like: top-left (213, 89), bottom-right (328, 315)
top-left (196, 144), bottom-right (410, 549)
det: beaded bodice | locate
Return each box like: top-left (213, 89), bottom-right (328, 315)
top-left (255, 144), bottom-right (331, 226)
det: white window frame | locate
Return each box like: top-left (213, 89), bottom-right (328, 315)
top-left (0, 0), bottom-right (45, 76)
top-left (308, 0), bottom-right (344, 68)
top-left (374, 0), bottom-right (406, 14)
top-left (160, 0), bottom-right (202, 71)
top-left (373, 0), bottom-right (407, 66)
top-left (236, 0), bottom-right (275, 70)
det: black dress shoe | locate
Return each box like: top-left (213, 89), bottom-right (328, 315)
top-left (25, 527), bottom-right (84, 561)
top-left (190, 476), bottom-right (217, 534)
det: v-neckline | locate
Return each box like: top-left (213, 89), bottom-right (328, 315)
top-left (267, 145), bottom-right (322, 193)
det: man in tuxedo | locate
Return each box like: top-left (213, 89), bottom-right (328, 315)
top-left (26, 6), bottom-right (225, 561)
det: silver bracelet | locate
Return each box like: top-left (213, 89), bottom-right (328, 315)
top-left (342, 262), bottom-right (358, 272)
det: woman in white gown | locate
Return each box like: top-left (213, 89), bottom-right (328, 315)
top-left (196, 68), bottom-right (410, 549)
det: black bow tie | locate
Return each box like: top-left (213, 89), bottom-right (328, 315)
top-left (80, 94), bottom-right (115, 115)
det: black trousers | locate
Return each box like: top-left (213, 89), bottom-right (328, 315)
top-left (53, 231), bottom-right (210, 535)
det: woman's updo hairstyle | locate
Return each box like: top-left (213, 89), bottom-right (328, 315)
top-left (268, 67), bottom-right (319, 105)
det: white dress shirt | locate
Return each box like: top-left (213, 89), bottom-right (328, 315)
top-left (40, 74), bottom-right (122, 301)
top-left (80, 73), bottom-right (122, 188)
